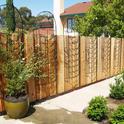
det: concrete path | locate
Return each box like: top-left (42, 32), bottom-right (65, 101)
top-left (0, 77), bottom-right (115, 124)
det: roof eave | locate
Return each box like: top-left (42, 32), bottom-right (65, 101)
top-left (60, 13), bottom-right (85, 17)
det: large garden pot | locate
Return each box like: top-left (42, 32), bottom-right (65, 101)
top-left (4, 95), bottom-right (29, 119)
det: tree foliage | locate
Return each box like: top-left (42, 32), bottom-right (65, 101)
top-left (0, 5), bottom-right (36, 30)
top-left (19, 7), bottom-right (32, 21)
top-left (6, 0), bottom-right (16, 32)
top-left (0, 4), bottom-right (48, 30)
top-left (18, 7), bottom-right (34, 30)
top-left (109, 72), bottom-right (124, 99)
top-left (75, 0), bottom-right (124, 38)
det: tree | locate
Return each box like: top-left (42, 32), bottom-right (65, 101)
top-left (0, 7), bottom-right (36, 30)
top-left (0, 7), bottom-right (6, 27)
top-left (19, 7), bottom-right (35, 30)
top-left (19, 7), bottom-right (32, 21)
top-left (108, 0), bottom-right (124, 38)
top-left (6, 0), bottom-right (16, 32)
top-left (75, 0), bottom-right (124, 38)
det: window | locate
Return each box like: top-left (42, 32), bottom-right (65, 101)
top-left (67, 18), bottom-right (75, 33)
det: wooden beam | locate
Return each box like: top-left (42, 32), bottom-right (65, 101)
top-left (57, 35), bottom-right (64, 93)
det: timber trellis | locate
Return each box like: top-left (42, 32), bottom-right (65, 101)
top-left (0, 34), bottom-right (124, 114)
top-left (64, 36), bottom-right (124, 91)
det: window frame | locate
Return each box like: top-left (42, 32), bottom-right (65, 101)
top-left (67, 18), bottom-right (75, 33)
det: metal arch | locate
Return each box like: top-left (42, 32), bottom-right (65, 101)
top-left (36, 11), bottom-right (57, 34)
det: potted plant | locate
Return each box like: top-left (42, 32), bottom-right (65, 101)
top-left (2, 59), bottom-right (31, 118)
top-left (0, 0), bottom-right (48, 119)
top-left (0, 44), bottom-right (47, 118)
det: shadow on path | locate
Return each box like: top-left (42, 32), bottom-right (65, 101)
top-left (19, 106), bottom-right (94, 124)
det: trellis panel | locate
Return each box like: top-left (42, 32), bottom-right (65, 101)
top-left (85, 37), bottom-right (97, 84)
top-left (64, 36), bottom-right (80, 91)
top-left (111, 38), bottom-right (122, 76)
top-left (80, 36), bottom-right (86, 86)
top-left (97, 37), bottom-right (111, 80)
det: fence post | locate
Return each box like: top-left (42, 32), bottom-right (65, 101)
top-left (57, 35), bottom-right (64, 94)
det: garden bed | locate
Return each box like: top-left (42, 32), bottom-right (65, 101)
top-left (83, 97), bottom-right (124, 124)
top-left (107, 97), bottom-right (124, 109)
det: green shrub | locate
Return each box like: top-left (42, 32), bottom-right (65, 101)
top-left (87, 96), bottom-right (108, 121)
top-left (1, 45), bottom-right (48, 98)
top-left (2, 59), bottom-right (34, 97)
top-left (110, 77), bottom-right (124, 99)
top-left (109, 105), bottom-right (124, 124)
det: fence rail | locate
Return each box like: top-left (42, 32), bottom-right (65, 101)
top-left (0, 34), bottom-right (124, 113)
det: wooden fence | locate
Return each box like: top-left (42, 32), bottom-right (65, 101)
top-left (64, 36), bottom-right (124, 90)
top-left (0, 34), bottom-right (124, 114)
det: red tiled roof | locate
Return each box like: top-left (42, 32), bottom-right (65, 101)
top-left (61, 2), bottom-right (93, 16)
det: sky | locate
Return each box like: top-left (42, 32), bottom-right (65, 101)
top-left (0, 0), bottom-right (90, 16)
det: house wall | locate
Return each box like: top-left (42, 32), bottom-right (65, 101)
top-left (53, 0), bottom-right (64, 35)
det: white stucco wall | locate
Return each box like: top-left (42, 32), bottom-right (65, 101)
top-left (53, 0), bottom-right (64, 35)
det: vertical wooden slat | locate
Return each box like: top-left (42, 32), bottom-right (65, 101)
top-left (49, 36), bottom-right (57, 96)
top-left (80, 36), bottom-right (86, 86)
top-left (111, 38), bottom-right (121, 76)
top-left (111, 38), bottom-right (114, 76)
top-left (0, 71), bottom-right (3, 113)
top-left (0, 74), bottom-right (5, 113)
top-left (0, 100), bottom-right (4, 113)
top-left (0, 34), bottom-right (5, 113)
top-left (85, 37), bottom-right (97, 84)
top-left (121, 38), bottom-right (124, 71)
top-left (97, 37), bottom-right (102, 80)
top-left (97, 37), bottom-right (111, 80)
top-left (25, 33), bottom-right (36, 102)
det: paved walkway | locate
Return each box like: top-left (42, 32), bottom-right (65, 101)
top-left (0, 77), bottom-right (115, 124)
